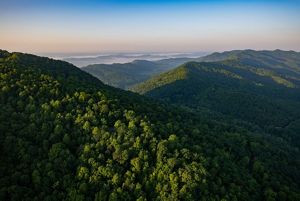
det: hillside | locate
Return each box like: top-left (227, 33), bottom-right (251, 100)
top-left (200, 49), bottom-right (300, 73)
top-left (82, 58), bottom-right (193, 89)
top-left (82, 49), bottom-right (300, 90)
top-left (1, 50), bottom-right (300, 201)
top-left (132, 50), bottom-right (300, 145)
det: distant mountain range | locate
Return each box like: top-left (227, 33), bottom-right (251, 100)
top-left (82, 49), bottom-right (300, 90)
top-left (63, 52), bottom-right (207, 67)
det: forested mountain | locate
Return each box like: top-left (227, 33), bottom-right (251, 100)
top-left (82, 58), bottom-right (193, 89)
top-left (82, 49), bottom-right (300, 90)
top-left (1, 50), bottom-right (300, 201)
top-left (133, 50), bottom-right (300, 146)
top-left (200, 50), bottom-right (300, 70)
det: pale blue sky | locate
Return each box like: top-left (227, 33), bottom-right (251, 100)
top-left (0, 0), bottom-right (299, 54)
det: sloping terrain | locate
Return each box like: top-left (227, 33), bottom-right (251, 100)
top-left (82, 58), bottom-right (193, 89)
top-left (83, 49), bottom-right (300, 90)
top-left (0, 50), bottom-right (300, 201)
top-left (133, 50), bottom-right (300, 145)
top-left (201, 49), bottom-right (300, 73)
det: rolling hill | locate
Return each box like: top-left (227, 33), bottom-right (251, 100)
top-left (1, 50), bottom-right (300, 201)
top-left (82, 57), bottom-right (194, 89)
top-left (201, 49), bottom-right (300, 72)
top-left (132, 50), bottom-right (300, 145)
top-left (82, 49), bottom-right (300, 90)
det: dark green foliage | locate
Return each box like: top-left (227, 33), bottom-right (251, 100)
top-left (133, 50), bottom-right (300, 146)
top-left (1, 50), bottom-right (300, 201)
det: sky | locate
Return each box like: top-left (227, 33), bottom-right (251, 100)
top-left (0, 0), bottom-right (300, 54)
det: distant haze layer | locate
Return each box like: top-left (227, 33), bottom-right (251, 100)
top-left (61, 52), bottom-right (208, 67)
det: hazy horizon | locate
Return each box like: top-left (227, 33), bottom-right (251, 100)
top-left (1, 0), bottom-right (300, 54)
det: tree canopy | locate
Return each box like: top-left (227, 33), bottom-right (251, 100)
top-left (0, 50), bottom-right (299, 201)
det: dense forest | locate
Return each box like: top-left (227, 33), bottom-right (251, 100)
top-left (133, 50), bottom-right (300, 146)
top-left (1, 50), bottom-right (300, 201)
